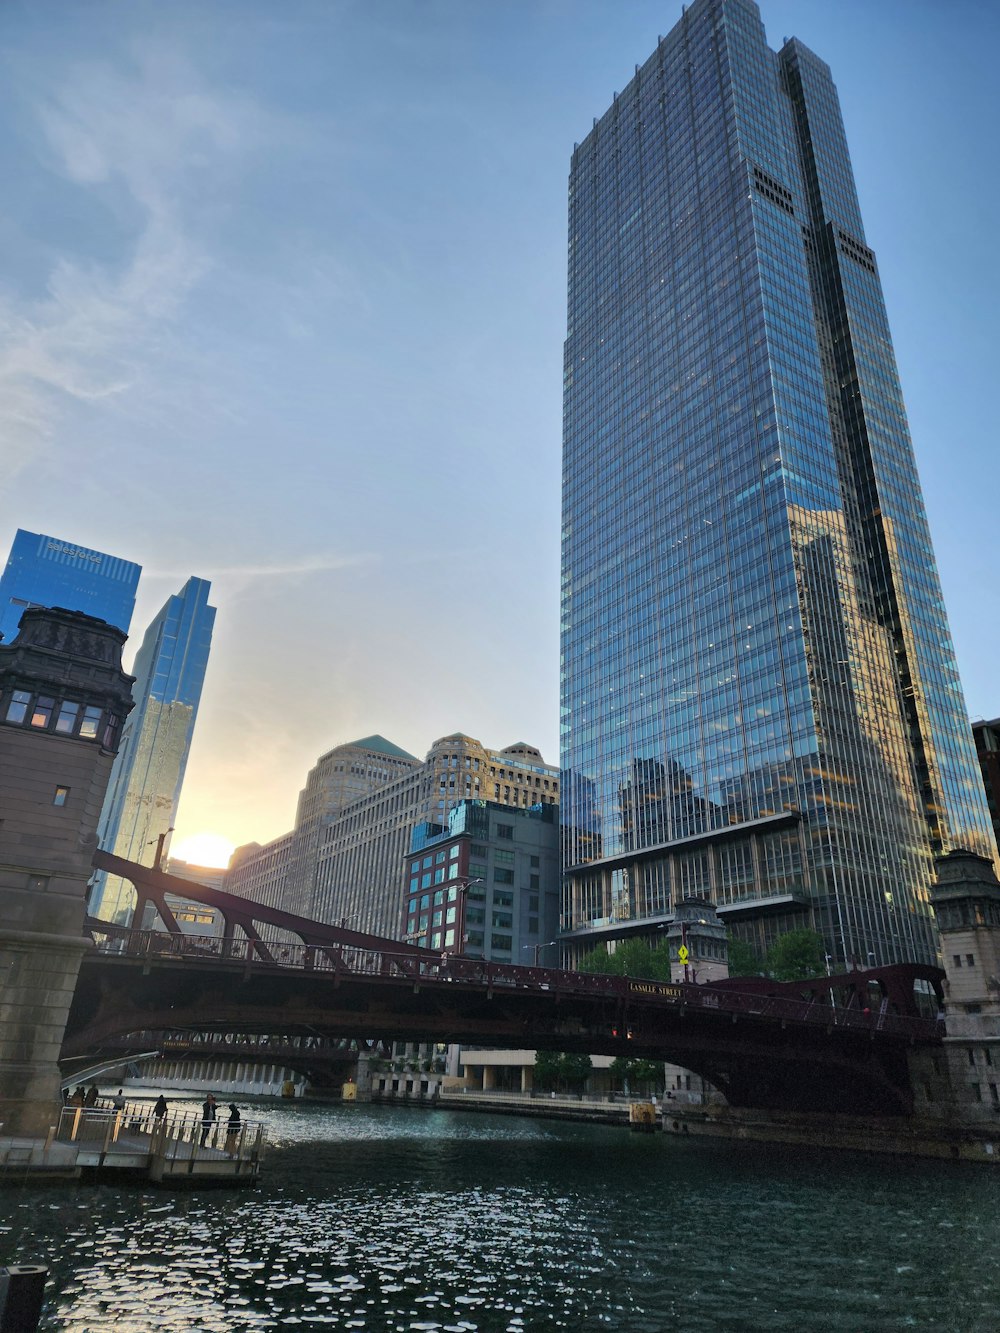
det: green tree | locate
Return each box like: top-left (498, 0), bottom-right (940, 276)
top-left (577, 937), bottom-right (672, 980)
top-left (765, 928), bottom-right (826, 981)
top-left (609, 1056), bottom-right (664, 1094)
top-left (726, 934), bottom-right (764, 978)
top-left (533, 1049), bottom-right (561, 1091)
top-left (558, 1053), bottom-right (593, 1091)
top-left (534, 1051), bottom-right (593, 1093)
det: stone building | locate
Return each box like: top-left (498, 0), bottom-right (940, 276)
top-left (0, 607), bottom-right (134, 1132)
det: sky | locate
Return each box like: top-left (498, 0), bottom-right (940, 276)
top-left (1, 0), bottom-right (998, 862)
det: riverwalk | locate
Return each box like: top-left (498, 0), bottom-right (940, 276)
top-left (0, 1100), bottom-right (264, 1187)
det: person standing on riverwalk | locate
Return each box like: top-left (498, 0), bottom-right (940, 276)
top-left (225, 1104), bottom-right (241, 1155)
top-left (200, 1093), bottom-right (217, 1146)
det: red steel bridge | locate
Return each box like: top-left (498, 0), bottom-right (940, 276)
top-left (65, 850), bottom-right (947, 1116)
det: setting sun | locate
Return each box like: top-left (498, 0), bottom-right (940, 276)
top-left (171, 831), bottom-right (236, 870)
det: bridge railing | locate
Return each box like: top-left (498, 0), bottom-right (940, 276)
top-left (91, 930), bottom-right (941, 1041)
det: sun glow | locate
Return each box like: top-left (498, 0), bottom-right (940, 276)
top-left (171, 832), bottom-right (236, 870)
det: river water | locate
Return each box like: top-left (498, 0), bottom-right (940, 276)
top-left (1, 1094), bottom-right (997, 1331)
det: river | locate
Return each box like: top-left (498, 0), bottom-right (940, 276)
top-left (0, 1094), bottom-right (997, 1331)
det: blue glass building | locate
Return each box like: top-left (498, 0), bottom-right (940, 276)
top-left (560, 0), bottom-right (996, 966)
top-left (0, 529), bottom-right (140, 643)
top-left (91, 577), bottom-right (216, 924)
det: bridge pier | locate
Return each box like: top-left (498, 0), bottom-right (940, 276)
top-left (0, 609), bottom-right (134, 1134)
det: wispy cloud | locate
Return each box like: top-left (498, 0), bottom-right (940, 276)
top-left (144, 553), bottom-right (375, 584)
top-left (0, 41), bottom-right (275, 480)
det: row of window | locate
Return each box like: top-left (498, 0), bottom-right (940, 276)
top-left (3, 688), bottom-right (119, 748)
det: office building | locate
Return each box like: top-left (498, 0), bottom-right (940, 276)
top-left (287, 736), bottom-right (422, 916)
top-left (0, 528), bottom-right (140, 644)
top-left (404, 799), bottom-right (560, 964)
top-left (972, 720), bottom-right (1000, 853)
top-left (225, 832), bottom-right (295, 914)
top-left (560, 0), bottom-right (995, 966)
top-left (309, 733), bottom-right (559, 935)
top-left (91, 577), bottom-right (216, 923)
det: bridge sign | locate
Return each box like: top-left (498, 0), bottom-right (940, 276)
top-left (678, 945), bottom-right (690, 965)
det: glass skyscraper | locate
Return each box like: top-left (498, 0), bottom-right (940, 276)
top-left (91, 577), bottom-right (216, 924)
top-left (560, 0), bottom-right (995, 967)
top-left (0, 529), bottom-right (140, 643)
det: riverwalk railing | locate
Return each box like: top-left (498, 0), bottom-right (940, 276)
top-left (55, 1100), bottom-right (264, 1168)
top-left (89, 928), bottom-right (943, 1043)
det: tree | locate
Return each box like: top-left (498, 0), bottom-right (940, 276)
top-left (726, 934), bottom-right (764, 978)
top-left (609, 1056), bottom-right (664, 1094)
top-left (533, 1051), bottom-right (593, 1093)
top-left (577, 937), bottom-right (672, 980)
top-left (765, 928), bottom-right (827, 981)
top-left (533, 1049), bottom-right (561, 1091)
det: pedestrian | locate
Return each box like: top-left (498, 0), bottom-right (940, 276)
top-left (84, 1083), bottom-right (98, 1107)
top-left (72, 1085), bottom-right (86, 1107)
top-left (153, 1095), bottom-right (168, 1120)
top-left (225, 1104), bottom-right (241, 1155)
top-left (112, 1088), bottom-right (126, 1110)
top-left (200, 1093), bottom-right (217, 1146)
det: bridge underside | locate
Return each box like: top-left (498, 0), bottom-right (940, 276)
top-left (65, 955), bottom-right (922, 1117)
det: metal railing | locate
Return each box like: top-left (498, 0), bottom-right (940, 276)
top-left (55, 1099), bottom-right (264, 1165)
top-left (90, 929), bottom-right (942, 1042)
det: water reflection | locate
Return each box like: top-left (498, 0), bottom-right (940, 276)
top-left (1, 1097), bottom-right (997, 1330)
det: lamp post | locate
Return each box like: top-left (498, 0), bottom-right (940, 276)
top-left (453, 877), bottom-right (483, 957)
top-left (147, 826), bottom-right (174, 872)
top-left (522, 940), bottom-right (557, 967)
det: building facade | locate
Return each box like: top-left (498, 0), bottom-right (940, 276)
top-left (404, 799), bottom-right (560, 965)
top-left (286, 736), bottom-right (422, 917)
top-left (309, 734), bottom-right (559, 936)
top-left (0, 608), bottom-right (135, 1131)
top-left (91, 577), bottom-right (216, 923)
top-left (0, 528), bottom-right (140, 644)
top-left (973, 720), bottom-right (1000, 853)
top-left (560, 0), bottom-right (995, 967)
top-left (225, 832), bottom-right (295, 915)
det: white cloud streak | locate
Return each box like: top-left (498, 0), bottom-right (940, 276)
top-left (0, 43), bottom-right (272, 480)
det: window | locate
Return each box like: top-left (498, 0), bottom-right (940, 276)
top-left (492, 912), bottom-right (513, 929)
top-left (436, 851), bottom-right (446, 864)
top-left (530, 875), bottom-right (540, 890)
top-left (5, 690), bottom-right (30, 724)
top-left (493, 891), bottom-right (513, 908)
top-left (529, 895), bottom-right (539, 912)
top-left (468, 863), bottom-right (487, 880)
top-left (470, 844), bottom-right (488, 857)
top-left (496, 824), bottom-right (514, 840)
top-left (53, 786), bottom-right (70, 807)
top-left (529, 916), bottom-right (539, 934)
top-left (495, 849), bottom-right (515, 866)
top-left (449, 845), bottom-right (460, 860)
top-left (493, 868), bottom-right (513, 884)
top-left (421, 873), bottom-right (431, 889)
top-left (530, 856), bottom-right (540, 868)
top-left (444, 929), bottom-right (455, 948)
top-left (972, 1083), bottom-right (983, 1102)
top-left (953, 955), bottom-right (962, 968)
top-left (967, 954), bottom-right (975, 967)
top-left (79, 706), bottom-right (102, 740)
top-left (102, 714), bottom-right (120, 748)
top-left (490, 934), bottom-right (512, 952)
top-left (55, 701), bottom-right (80, 735)
top-left (434, 868), bottom-right (445, 884)
top-left (445, 906), bottom-right (457, 924)
top-left (30, 696), bottom-right (55, 728)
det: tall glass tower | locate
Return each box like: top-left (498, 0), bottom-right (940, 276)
top-left (0, 529), bottom-right (140, 643)
top-left (91, 577), bottom-right (216, 923)
top-left (560, 0), bottom-right (995, 967)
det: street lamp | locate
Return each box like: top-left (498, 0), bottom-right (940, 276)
top-left (147, 826), bottom-right (175, 872)
top-left (452, 877), bottom-right (484, 956)
top-left (522, 940), bottom-right (557, 967)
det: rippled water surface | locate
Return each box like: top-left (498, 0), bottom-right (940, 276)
top-left (1, 1096), bottom-right (998, 1331)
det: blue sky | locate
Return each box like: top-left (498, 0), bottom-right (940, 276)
top-left (1, 0), bottom-right (997, 854)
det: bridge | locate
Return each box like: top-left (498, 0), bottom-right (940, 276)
top-left (64, 851), bottom-right (947, 1117)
